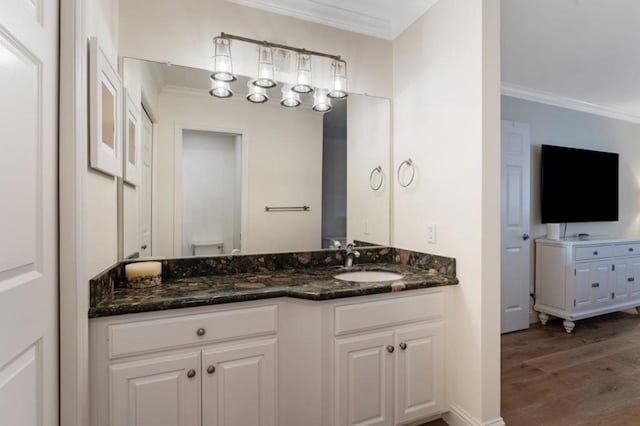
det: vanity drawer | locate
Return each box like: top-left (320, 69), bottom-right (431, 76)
top-left (334, 292), bottom-right (443, 336)
top-left (575, 245), bottom-right (613, 261)
top-left (614, 243), bottom-right (640, 257)
top-left (108, 305), bottom-right (278, 358)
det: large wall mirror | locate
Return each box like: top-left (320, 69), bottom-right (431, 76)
top-left (119, 57), bottom-right (391, 259)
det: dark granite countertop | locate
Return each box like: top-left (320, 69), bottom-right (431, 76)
top-left (88, 263), bottom-right (458, 318)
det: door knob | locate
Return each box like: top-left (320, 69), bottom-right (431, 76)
top-left (522, 233), bottom-right (530, 241)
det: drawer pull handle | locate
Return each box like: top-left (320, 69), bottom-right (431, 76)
top-left (593, 251), bottom-right (599, 256)
top-left (207, 365), bottom-right (216, 375)
top-left (196, 328), bottom-right (206, 337)
top-left (629, 278), bottom-right (635, 282)
top-left (399, 342), bottom-right (407, 350)
top-left (187, 369), bottom-right (196, 378)
top-left (592, 283), bottom-right (600, 288)
top-left (386, 345), bottom-right (395, 353)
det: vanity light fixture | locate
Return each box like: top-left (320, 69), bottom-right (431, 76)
top-left (292, 52), bottom-right (313, 94)
top-left (211, 37), bottom-right (236, 82)
top-left (246, 80), bottom-right (268, 103)
top-left (328, 59), bottom-right (348, 99)
top-left (254, 45), bottom-right (277, 89)
top-left (313, 88), bottom-right (332, 112)
top-left (209, 79), bottom-right (233, 98)
top-left (280, 85), bottom-right (301, 108)
top-left (212, 33), bottom-right (347, 112)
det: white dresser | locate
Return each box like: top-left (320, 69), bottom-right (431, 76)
top-left (535, 237), bottom-right (640, 333)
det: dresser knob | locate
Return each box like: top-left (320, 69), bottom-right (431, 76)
top-left (593, 251), bottom-right (599, 256)
top-left (187, 369), bottom-right (196, 378)
top-left (630, 248), bottom-right (635, 252)
top-left (629, 277), bottom-right (635, 282)
top-left (196, 328), bottom-right (206, 336)
top-left (386, 345), bottom-right (395, 353)
top-left (207, 365), bottom-right (216, 374)
top-left (399, 342), bottom-right (407, 350)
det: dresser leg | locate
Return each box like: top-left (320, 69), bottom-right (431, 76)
top-left (538, 312), bottom-right (549, 325)
top-left (563, 320), bottom-right (575, 334)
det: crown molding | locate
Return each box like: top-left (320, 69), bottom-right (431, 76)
top-left (501, 82), bottom-right (640, 125)
top-left (225, 0), bottom-right (391, 39)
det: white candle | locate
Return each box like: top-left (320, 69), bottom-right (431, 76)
top-left (125, 261), bottom-right (162, 282)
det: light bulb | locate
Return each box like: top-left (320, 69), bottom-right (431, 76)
top-left (209, 79), bottom-right (233, 98)
top-left (254, 45), bottom-right (277, 89)
top-left (328, 60), bottom-right (348, 99)
top-left (246, 80), bottom-right (268, 103)
top-left (211, 37), bottom-right (236, 82)
top-left (292, 53), bottom-right (313, 94)
top-left (313, 88), bottom-right (332, 112)
top-left (280, 85), bottom-right (301, 108)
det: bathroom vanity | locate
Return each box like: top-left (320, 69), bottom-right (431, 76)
top-left (89, 248), bottom-right (457, 426)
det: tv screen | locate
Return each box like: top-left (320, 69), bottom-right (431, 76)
top-left (541, 145), bottom-right (619, 223)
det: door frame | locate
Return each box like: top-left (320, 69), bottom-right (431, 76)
top-left (59, 0), bottom-right (89, 425)
top-left (173, 123), bottom-right (249, 256)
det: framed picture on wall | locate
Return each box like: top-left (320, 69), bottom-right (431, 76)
top-left (89, 37), bottom-right (123, 177)
top-left (123, 89), bottom-right (141, 186)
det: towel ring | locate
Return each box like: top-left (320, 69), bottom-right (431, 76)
top-left (369, 166), bottom-right (383, 191)
top-left (397, 159), bottom-right (415, 188)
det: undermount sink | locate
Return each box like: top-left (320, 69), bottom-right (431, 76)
top-left (334, 271), bottom-right (403, 283)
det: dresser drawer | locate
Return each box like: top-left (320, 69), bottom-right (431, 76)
top-left (614, 243), bottom-right (640, 257)
top-left (334, 292), bottom-right (443, 336)
top-left (575, 245), bottom-right (613, 261)
top-left (108, 305), bottom-right (278, 358)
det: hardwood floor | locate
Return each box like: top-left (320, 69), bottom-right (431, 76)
top-left (502, 309), bottom-right (640, 425)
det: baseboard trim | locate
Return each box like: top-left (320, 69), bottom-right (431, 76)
top-left (443, 404), bottom-right (505, 426)
top-left (501, 82), bottom-right (640, 125)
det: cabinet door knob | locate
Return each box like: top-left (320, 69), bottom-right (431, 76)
top-left (399, 342), bottom-right (407, 350)
top-left (630, 248), bottom-right (635, 252)
top-left (522, 233), bottom-right (530, 241)
top-left (593, 251), bottom-right (599, 256)
top-left (629, 277), bottom-right (635, 282)
top-left (141, 244), bottom-right (148, 250)
top-left (207, 365), bottom-right (216, 375)
top-left (196, 328), bottom-right (206, 336)
top-left (592, 282), bottom-right (600, 288)
top-left (187, 369), bottom-right (196, 378)
top-left (386, 345), bottom-right (395, 353)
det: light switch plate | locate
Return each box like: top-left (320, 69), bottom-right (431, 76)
top-left (427, 223), bottom-right (437, 243)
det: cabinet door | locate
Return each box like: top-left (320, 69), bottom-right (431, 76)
top-left (574, 264), bottom-right (593, 311)
top-left (335, 331), bottom-right (394, 426)
top-left (395, 322), bottom-right (443, 425)
top-left (574, 261), bottom-right (612, 311)
top-left (202, 339), bottom-right (277, 426)
top-left (110, 352), bottom-right (201, 426)
top-left (628, 258), bottom-right (640, 297)
top-left (613, 261), bottom-right (630, 301)
top-left (591, 261), bottom-right (613, 306)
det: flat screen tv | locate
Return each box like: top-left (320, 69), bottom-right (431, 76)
top-left (540, 144), bottom-right (619, 223)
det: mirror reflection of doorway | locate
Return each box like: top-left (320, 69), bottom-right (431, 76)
top-left (181, 129), bottom-right (242, 256)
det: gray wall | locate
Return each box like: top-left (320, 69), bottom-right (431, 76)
top-left (502, 95), bottom-right (640, 240)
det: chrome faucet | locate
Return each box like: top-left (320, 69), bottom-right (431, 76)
top-left (344, 244), bottom-right (361, 269)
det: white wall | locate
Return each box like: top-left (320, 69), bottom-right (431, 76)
top-left (392, 0), bottom-right (501, 423)
top-left (157, 91), bottom-right (323, 256)
top-left (347, 95), bottom-right (391, 246)
top-left (85, 0), bottom-right (119, 278)
top-left (181, 130), bottom-right (240, 256)
top-left (502, 95), bottom-right (640, 239)
top-left (118, 0), bottom-right (393, 98)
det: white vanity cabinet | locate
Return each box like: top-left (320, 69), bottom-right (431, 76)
top-left (535, 237), bottom-right (640, 333)
top-left (333, 293), bottom-right (444, 426)
top-left (90, 289), bottom-right (447, 426)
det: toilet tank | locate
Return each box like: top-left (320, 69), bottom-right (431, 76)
top-left (191, 241), bottom-right (224, 256)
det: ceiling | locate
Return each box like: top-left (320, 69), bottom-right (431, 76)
top-left (225, 0), bottom-right (439, 39)
top-left (502, 0), bottom-right (640, 119)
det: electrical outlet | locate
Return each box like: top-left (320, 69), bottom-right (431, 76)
top-left (427, 223), bottom-right (437, 243)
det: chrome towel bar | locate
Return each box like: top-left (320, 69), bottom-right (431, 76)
top-left (265, 205), bottom-right (310, 212)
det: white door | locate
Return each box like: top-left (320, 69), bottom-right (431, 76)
top-left (613, 261), bottom-right (630, 301)
top-left (591, 261), bottom-right (612, 306)
top-left (110, 352), bottom-right (201, 426)
top-left (139, 109), bottom-right (153, 257)
top-left (501, 120), bottom-right (531, 333)
top-left (628, 258), bottom-right (640, 297)
top-left (0, 1), bottom-right (58, 425)
top-left (574, 263), bottom-right (594, 311)
top-left (202, 339), bottom-right (276, 426)
top-left (394, 322), bottom-right (443, 425)
top-left (335, 331), bottom-right (394, 426)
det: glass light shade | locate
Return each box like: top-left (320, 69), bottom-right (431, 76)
top-left (328, 60), bottom-right (348, 99)
top-left (211, 37), bottom-right (237, 82)
top-left (313, 88), bottom-right (332, 112)
top-left (280, 85), bottom-right (301, 108)
top-left (209, 79), bottom-right (233, 98)
top-left (292, 53), bottom-right (313, 94)
top-left (246, 81), bottom-right (268, 103)
top-left (254, 46), bottom-right (277, 89)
